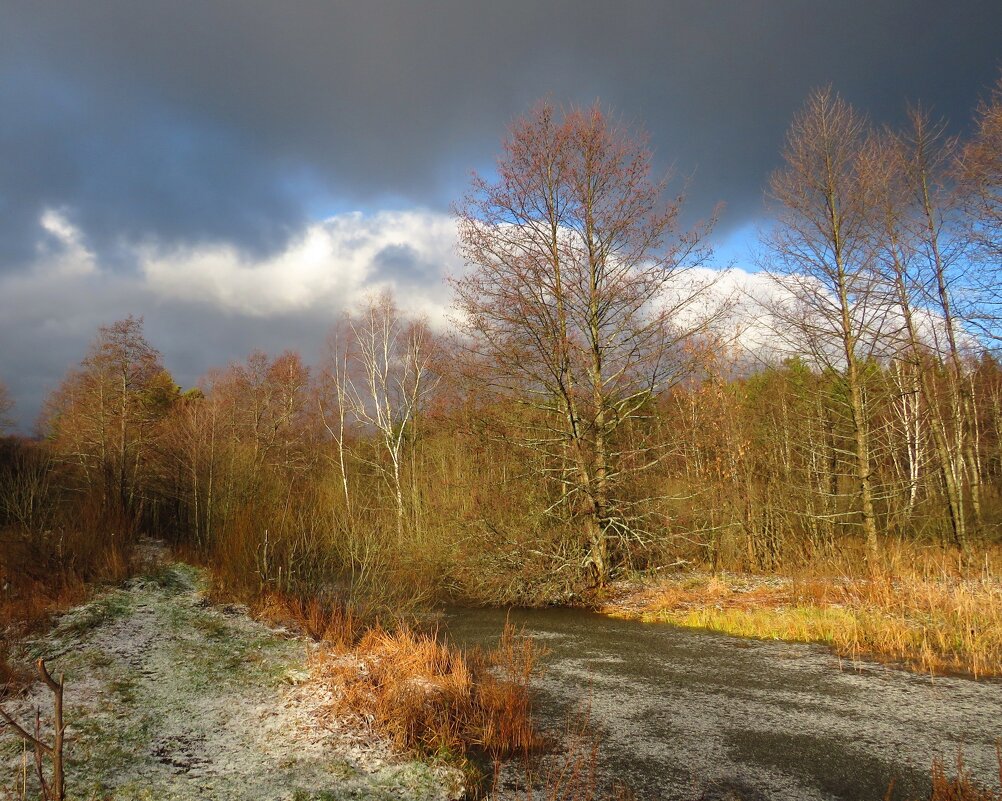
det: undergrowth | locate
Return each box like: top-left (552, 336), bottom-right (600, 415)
top-left (1, 504), bottom-right (137, 695)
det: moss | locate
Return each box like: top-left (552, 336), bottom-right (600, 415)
top-left (189, 614), bottom-right (230, 640)
top-left (108, 674), bottom-right (139, 705)
top-left (0, 736), bottom-right (24, 761)
top-left (133, 563), bottom-right (197, 593)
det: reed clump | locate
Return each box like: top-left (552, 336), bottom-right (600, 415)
top-left (250, 591), bottom-right (366, 647)
top-left (312, 620), bottom-right (545, 766)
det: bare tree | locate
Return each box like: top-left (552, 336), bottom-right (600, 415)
top-left (41, 316), bottom-right (168, 514)
top-left (319, 327), bottom-right (355, 521)
top-left (961, 72), bottom-right (1002, 262)
top-left (865, 107), bottom-right (978, 551)
top-left (454, 101), bottom-right (716, 585)
top-left (959, 72), bottom-right (1002, 341)
top-left (213, 350), bottom-right (311, 475)
top-left (0, 442), bottom-right (55, 533)
top-left (324, 292), bottom-right (438, 539)
top-left (762, 88), bottom-right (891, 562)
top-left (155, 387), bottom-right (220, 548)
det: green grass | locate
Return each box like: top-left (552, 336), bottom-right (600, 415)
top-left (127, 561), bottom-right (203, 594)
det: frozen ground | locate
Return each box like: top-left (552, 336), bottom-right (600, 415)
top-left (1, 559), bottom-right (463, 801)
top-left (447, 606), bottom-right (1002, 801)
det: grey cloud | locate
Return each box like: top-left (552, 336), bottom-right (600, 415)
top-left (2, 0), bottom-right (1000, 268)
top-left (0, 270), bottom-right (339, 432)
top-left (371, 244), bottom-right (441, 286)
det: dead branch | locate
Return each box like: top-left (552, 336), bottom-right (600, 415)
top-left (0, 658), bottom-right (65, 801)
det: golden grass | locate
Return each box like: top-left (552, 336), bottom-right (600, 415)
top-left (312, 619), bottom-right (545, 767)
top-left (202, 576), bottom-right (547, 784)
top-left (251, 591), bottom-right (365, 648)
top-left (604, 546), bottom-right (1002, 677)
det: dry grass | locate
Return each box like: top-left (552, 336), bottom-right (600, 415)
top-left (604, 543), bottom-right (1002, 677)
top-left (1, 502), bottom-right (137, 695)
top-left (312, 619), bottom-right (545, 768)
top-left (893, 746), bottom-right (1002, 801)
top-left (206, 569), bottom-right (547, 777)
top-left (251, 591), bottom-right (366, 648)
top-left (235, 579), bottom-right (548, 769)
top-left (503, 707), bottom-right (635, 801)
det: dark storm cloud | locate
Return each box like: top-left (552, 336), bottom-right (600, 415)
top-left (0, 57), bottom-right (306, 266)
top-left (2, 0), bottom-right (1000, 266)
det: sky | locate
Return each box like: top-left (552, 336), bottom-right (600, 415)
top-left (1, 0), bottom-right (1000, 431)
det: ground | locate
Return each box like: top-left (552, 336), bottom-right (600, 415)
top-left (0, 557), bottom-right (464, 801)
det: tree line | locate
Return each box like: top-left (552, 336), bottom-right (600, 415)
top-left (1, 76), bottom-right (1001, 605)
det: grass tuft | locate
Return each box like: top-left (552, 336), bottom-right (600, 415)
top-left (312, 619), bottom-right (545, 769)
top-left (894, 746), bottom-right (1002, 801)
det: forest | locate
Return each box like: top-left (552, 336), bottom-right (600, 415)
top-left (2, 75), bottom-right (1002, 684)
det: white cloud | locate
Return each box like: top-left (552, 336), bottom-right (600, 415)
top-left (37, 209), bottom-right (98, 277)
top-left (0, 209), bottom-right (466, 430)
top-left (138, 210), bottom-right (463, 319)
top-left (4, 207), bottom-right (969, 432)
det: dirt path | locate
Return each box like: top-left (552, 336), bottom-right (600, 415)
top-left (1, 560), bottom-right (463, 801)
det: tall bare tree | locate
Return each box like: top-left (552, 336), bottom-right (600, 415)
top-left (959, 72), bottom-right (1002, 341)
top-left (762, 88), bottom-right (891, 562)
top-left (865, 107), bottom-right (978, 551)
top-left (454, 101), bottom-right (716, 585)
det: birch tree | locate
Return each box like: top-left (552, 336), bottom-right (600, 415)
top-left (326, 292), bottom-right (438, 539)
top-left (865, 108), bottom-right (977, 551)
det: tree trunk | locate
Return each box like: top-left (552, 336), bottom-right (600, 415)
top-left (846, 357), bottom-right (880, 561)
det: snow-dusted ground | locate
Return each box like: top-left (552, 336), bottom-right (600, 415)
top-left (1, 558), bottom-right (464, 801)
